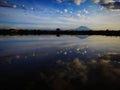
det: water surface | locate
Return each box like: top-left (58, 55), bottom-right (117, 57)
top-left (0, 35), bottom-right (120, 90)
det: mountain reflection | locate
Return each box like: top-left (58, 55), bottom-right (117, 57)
top-left (77, 35), bottom-right (88, 39)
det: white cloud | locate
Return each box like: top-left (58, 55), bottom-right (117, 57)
top-left (13, 4), bottom-right (17, 8)
top-left (77, 13), bottom-right (81, 17)
top-left (30, 7), bottom-right (34, 10)
top-left (64, 9), bottom-right (68, 13)
top-left (93, 0), bottom-right (100, 4)
top-left (100, 6), bottom-right (105, 11)
top-left (70, 0), bottom-right (86, 5)
top-left (57, 0), bottom-right (62, 3)
top-left (83, 9), bottom-right (89, 14)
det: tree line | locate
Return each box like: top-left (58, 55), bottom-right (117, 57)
top-left (0, 28), bottom-right (120, 36)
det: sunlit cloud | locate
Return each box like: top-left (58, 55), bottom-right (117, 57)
top-left (93, 0), bottom-right (114, 4)
top-left (93, 0), bottom-right (100, 3)
top-left (77, 13), bottom-right (81, 17)
top-left (93, 0), bottom-right (120, 11)
top-left (69, 0), bottom-right (86, 5)
top-left (64, 9), bottom-right (68, 13)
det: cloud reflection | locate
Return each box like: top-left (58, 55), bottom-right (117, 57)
top-left (35, 58), bottom-right (120, 90)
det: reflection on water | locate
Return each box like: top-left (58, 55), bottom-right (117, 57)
top-left (0, 35), bottom-right (120, 90)
top-left (77, 35), bottom-right (88, 39)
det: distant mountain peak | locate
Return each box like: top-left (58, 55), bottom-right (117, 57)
top-left (76, 26), bottom-right (90, 31)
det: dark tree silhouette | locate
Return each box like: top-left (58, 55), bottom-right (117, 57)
top-left (56, 28), bottom-right (60, 32)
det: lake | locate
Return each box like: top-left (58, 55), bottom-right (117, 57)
top-left (0, 35), bottom-right (120, 90)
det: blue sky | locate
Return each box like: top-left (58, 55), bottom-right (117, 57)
top-left (0, 0), bottom-right (120, 30)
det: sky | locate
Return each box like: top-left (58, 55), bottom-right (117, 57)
top-left (0, 0), bottom-right (120, 30)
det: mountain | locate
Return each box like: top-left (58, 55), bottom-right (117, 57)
top-left (76, 26), bottom-right (90, 31)
top-left (75, 26), bottom-right (90, 39)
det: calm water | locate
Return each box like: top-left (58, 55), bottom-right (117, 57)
top-left (0, 35), bottom-right (120, 90)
